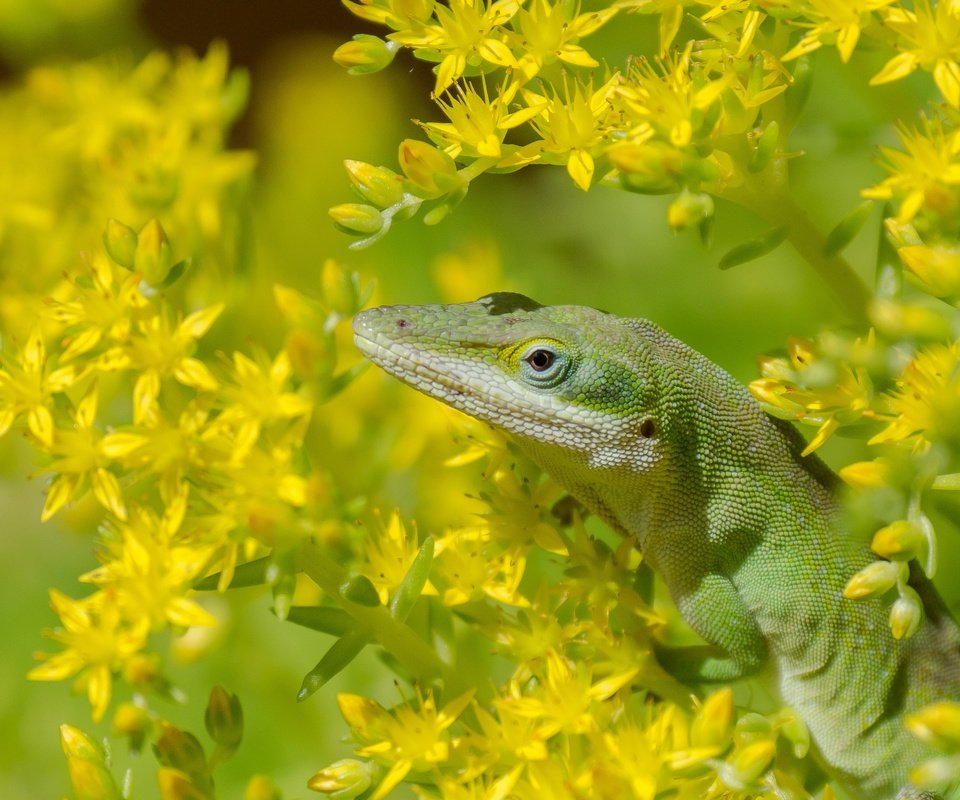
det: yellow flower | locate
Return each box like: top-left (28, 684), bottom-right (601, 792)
top-left (617, 45), bottom-right (730, 148)
top-left (342, 0), bottom-right (435, 30)
top-left (389, 0), bottom-right (521, 95)
top-left (360, 509), bottom-right (436, 604)
top-left (519, 74), bottom-right (622, 191)
top-left (82, 500), bottom-right (217, 631)
top-left (29, 588), bottom-right (148, 721)
top-left (496, 650), bottom-right (638, 738)
top-left (215, 349), bottom-right (313, 463)
top-left (471, 702), bottom-right (549, 762)
top-left (862, 113), bottom-right (960, 224)
top-left (749, 336), bottom-right (876, 454)
top-left (41, 381), bottom-right (127, 522)
top-left (434, 525), bottom-right (528, 607)
top-left (870, 342), bottom-right (960, 448)
top-left (509, 0), bottom-right (618, 80)
top-left (782, 0), bottom-right (897, 64)
top-left (872, 0), bottom-right (960, 106)
top-left (483, 465), bottom-right (568, 553)
top-left (97, 303), bottom-right (223, 425)
top-left (337, 689), bottom-right (474, 800)
top-left (0, 327), bottom-right (79, 447)
top-left (49, 253), bottom-right (148, 361)
top-left (421, 79), bottom-right (543, 160)
top-left (100, 401), bottom-right (217, 502)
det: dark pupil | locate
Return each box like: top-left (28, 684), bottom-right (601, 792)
top-left (527, 349), bottom-right (555, 371)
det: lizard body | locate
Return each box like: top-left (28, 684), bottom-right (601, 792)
top-left (352, 293), bottom-right (960, 800)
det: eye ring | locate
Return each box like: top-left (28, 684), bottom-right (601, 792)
top-left (525, 348), bottom-right (556, 372)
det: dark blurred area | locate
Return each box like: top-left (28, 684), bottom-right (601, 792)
top-left (143, 0), bottom-right (364, 56)
top-left (0, 1), bottom-right (406, 144)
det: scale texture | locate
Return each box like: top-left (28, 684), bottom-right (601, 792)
top-left (353, 293), bottom-right (960, 800)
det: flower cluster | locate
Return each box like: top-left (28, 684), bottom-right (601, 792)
top-left (331, 1), bottom-right (956, 313)
top-left (310, 455), bottom-right (813, 800)
top-left (0, 43), bottom-right (253, 336)
top-left (24, 224), bottom-right (368, 732)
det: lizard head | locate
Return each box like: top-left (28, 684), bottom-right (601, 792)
top-left (352, 293), bottom-right (664, 478)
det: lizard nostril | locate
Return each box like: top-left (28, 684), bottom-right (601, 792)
top-left (397, 319), bottom-right (410, 329)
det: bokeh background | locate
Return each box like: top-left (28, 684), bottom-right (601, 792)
top-left (0, 1), bottom-right (942, 798)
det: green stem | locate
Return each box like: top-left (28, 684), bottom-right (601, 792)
top-left (768, 193), bottom-right (871, 323)
top-left (296, 542), bottom-right (470, 696)
top-left (721, 173), bottom-right (871, 326)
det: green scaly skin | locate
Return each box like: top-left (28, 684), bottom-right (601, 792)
top-left (352, 293), bottom-right (960, 800)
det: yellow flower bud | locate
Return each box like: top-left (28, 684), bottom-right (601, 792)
top-left (103, 219), bottom-right (138, 269)
top-left (333, 35), bottom-right (399, 75)
top-left (245, 775), bottom-right (281, 800)
top-left (667, 189), bottom-right (714, 232)
top-left (691, 687), bottom-right (734, 750)
top-left (328, 203), bottom-right (384, 236)
top-left (60, 723), bottom-right (105, 762)
top-left (344, 160), bottom-right (404, 208)
top-left (307, 759), bottom-right (375, 798)
top-left (398, 139), bottom-right (463, 198)
top-left (134, 219), bottom-right (175, 286)
top-left (718, 740), bottom-right (776, 790)
top-left (907, 701), bottom-right (960, 751)
top-left (66, 758), bottom-right (122, 800)
top-left (205, 686), bottom-right (243, 757)
top-left (871, 520), bottom-right (924, 561)
top-left (838, 459), bottom-right (890, 488)
top-left (890, 585), bottom-right (923, 640)
top-left (899, 244), bottom-right (960, 299)
top-left (609, 141), bottom-right (683, 194)
top-left (113, 702), bottom-right (151, 736)
top-left (843, 560), bottom-right (901, 599)
top-left (910, 756), bottom-right (960, 791)
top-left (60, 725), bottom-right (122, 800)
top-left (157, 767), bottom-right (210, 800)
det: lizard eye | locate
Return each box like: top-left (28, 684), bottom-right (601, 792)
top-left (517, 343), bottom-right (569, 387)
top-left (525, 348), bottom-right (555, 372)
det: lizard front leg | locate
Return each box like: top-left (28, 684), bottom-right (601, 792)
top-left (655, 570), bottom-right (768, 683)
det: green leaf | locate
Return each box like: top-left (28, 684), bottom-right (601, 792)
top-left (272, 569), bottom-right (297, 621)
top-left (194, 556), bottom-right (271, 590)
top-left (297, 628), bottom-right (371, 701)
top-left (785, 55), bottom-right (813, 127)
top-left (340, 573), bottom-right (382, 607)
top-left (748, 121), bottom-right (779, 173)
top-left (389, 536), bottom-right (434, 620)
top-left (932, 473), bottom-right (960, 490)
top-left (823, 201), bottom-right (873, 257)
top-left (157, 258), bottom-right (191, 289)
top-left (718, 226), bottom-right (788, 269)
top-left (876, 202), bottom-right (903, 300)
top-left (285, 605), bottom-right (354, 635)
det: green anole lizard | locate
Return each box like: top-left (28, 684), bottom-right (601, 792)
top-left (352, 292), bottom-right (960, 800)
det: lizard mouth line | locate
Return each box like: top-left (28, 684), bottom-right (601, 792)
top-left (352, 330), bottom-right (479, 402)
